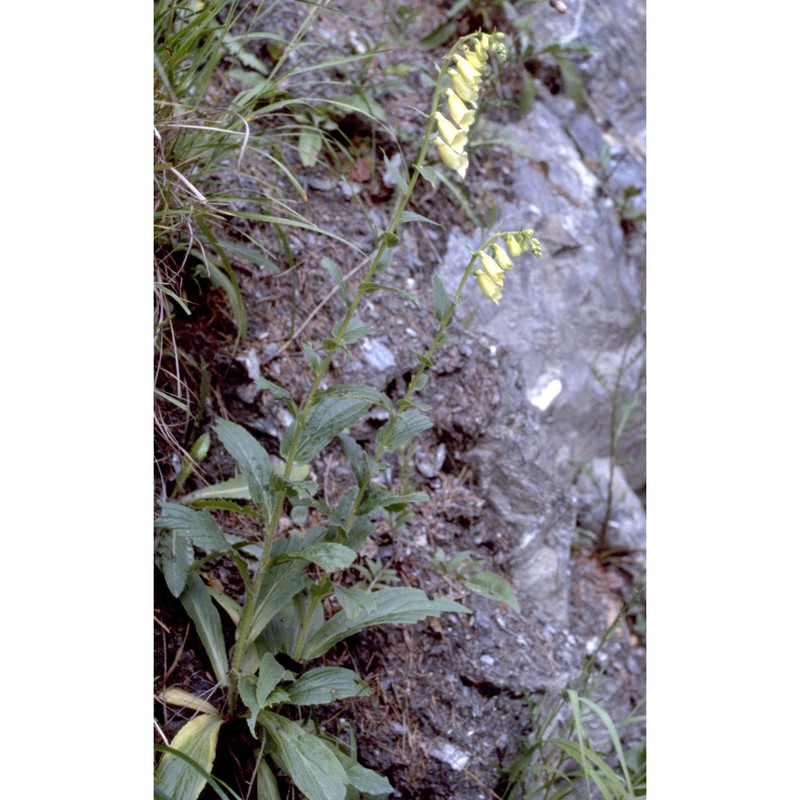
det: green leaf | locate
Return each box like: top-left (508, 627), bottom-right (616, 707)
top-left (519, 68), bottom-right (537, 117)
top-left (419, 19), bottom-right (457, 49)
top-left (261, 712), bottom-right (348, 800)
top-left (213, 420), bottom-right (273, 513)
top-left (346, 763), bottom-right (394, 797)
top-left (321, 256), bottom-right (351, 305)
top-left (376, 409), bottom-right (432, 453)
top-left (327, 93), bottom-right (388, 124)
top-left (285, 667), bottom-right (370, 705)
top-left (335, 585), bottom-right (378, 619)
top-left (413, 163), bottom-right (438, 189)
top-left (359, 282), bottom-right (420, 308)
top-left (293, 394), bottom-right (377, 464)
top-left (257, 653), bottom-right (290, 707)
top-left (254, 378), bottom-right (297, 412)
top-left (247, 561), bottom-right (309, 645)
top-left (180, 475), bottom-right (252, 503)
top-left (301, 587), bottom-right (470, 661)
top-left (378, 230), bottom-right (399, 247)
top-left (157, 534), bottom-right (194, 598)
top-left (331, 316), bottom-right (376, 345)
top-left (337, 433), bottom-right (369, 485)
top-left (219, 240), bottom-right (280, 275)
top-left (256, 760), bottom-right (281, 800)
top-left (382, 153), bottom-right (408, 193)
top-left (298, 127), bottom-right (323, 167)
top-left (302, 342), bottom-right (322, 375)
top-left (238, 675), bottom-right (261, 737)
top-left (275, 542), bottom-right (357, 572)
top-left (180, 574), bottom-right (230, 687)
top-left (156, 502), bottom-right (230, 553)
top-left (553, 56), bottom-right (585, 109)
top-left (155, 713), bottom-right (223, 800)
top-left (374, 246), bottom-right (394, 274)
top-left (462, 571), bottom-right (521, 612)
top-left (432, 274), bottom-right (454, 325)
top-left (399, 210), bottom-right (440, 227)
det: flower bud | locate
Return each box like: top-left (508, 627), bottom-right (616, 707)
top-left (492, 243), bottom-right (514, 270)
top-left (505, 234), bottom-right (524, 257)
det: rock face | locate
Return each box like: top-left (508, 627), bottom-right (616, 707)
top-left (437, 0), bottom-right (646, 625)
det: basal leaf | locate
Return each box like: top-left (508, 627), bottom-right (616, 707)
top-left (213, 420), bottom-right (272, 512)
top-left (257, 760), bottom-right (281, 800)
top-left (157, 534), bottom-right (194, 598)
top-left (257, 653), bottom-right (290, 707)
top-left (298, 128), bottom-right (323, 167)
top-left (334, 585), bottom-right (377, 619)
top-left (156, 502), bottom-right (230, 553)
top-left (346, 763), bottom-right (394, 797)
top-left (301, 587), bottom-right (470, 661)
top-left (261, 712), bottom-right (348, 800)
top-left (180, 574), bottom-right (230, 687)
top-left (154, 713), bottom-right (223, 800)
top-left (181, 475), bottom-right (252, 503)
top-left (285, 667), bottom-right (370, 705)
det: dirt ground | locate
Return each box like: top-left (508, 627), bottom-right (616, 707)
top-left (154, 2), bottom-right (645, 797)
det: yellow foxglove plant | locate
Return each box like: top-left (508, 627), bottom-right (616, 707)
top-left (432, 32), bottom-right (507, 179)
top-left (155, 28), bottom-right (541, 800)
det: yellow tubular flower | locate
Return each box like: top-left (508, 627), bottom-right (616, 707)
top-left (454, 53), bottom-right (483, 85)
top-left (446, 89), bottom-right (476, 129)
top-left (479, 250), bottom-right (505, 283)
top-left (477, 271), bottom-right (503, 304)
top-left (492, 243), bottom-right (514, 270)
top-left (435, 112), bottom-right (468, 150)
top-left (434, 137), bottom-right (468, 179)
top-left (448, 69), bottom-right (479, 104)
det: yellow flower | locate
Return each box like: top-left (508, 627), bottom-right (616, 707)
top-left (464, 47), bottom-right (487, 72)
top-left (435, 112), bottom-right (468, 150)
top-left (505, 235), bottom-right (524, 257)
top-left (477, 271), bottom-right (503, 304)
top-left (454, 53), bottom-right (483, 85)
top-left (448, 68), bottom-right (479, 104)
top-left (492, 243), bottom-right (514, 270)
top-left (434, 137), bottom-right (469, 179)
top-left (479, 250), bottom-right (505, 283)
top-left (445, 89), bottom-right (476, 129)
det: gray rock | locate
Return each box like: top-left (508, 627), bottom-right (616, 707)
top-left (574, 457), bottom-right (646, 554)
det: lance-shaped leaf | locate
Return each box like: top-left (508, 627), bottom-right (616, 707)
top-left (257, 760), bottom-right (281, 800)
top-left (301, 587), bottom-right (470, 661)
top-left (156, 502), bottom-right (231, 553)
top-left (433, 273), bottom-right (454, 324)
top-left (283, 385), bottom-right (387, 464)
top-left (321, 256), bottom-right (351, 305)
top-left (213, 420), bottom-right (273, 513)
top-left (180, 574), bottom-right (230, 687)
top-left (154, 712), bottom-right (223, 800)
top-left (247, 561), bottom-right (309, 645)
top-left (462, 570), bottom-right (521, 612)
top-left (157, 534), bottom-right (194, 598)
top-left (180, 475), bottom-right (252, 503)
top-left (346, 763), bottom-right (394, 797)
top-left (257, 653), bottom-right (291, 707)
top-left (273, 542), bottom-right (357, 573)
top-left (376, 408), bottom-right (432, 453)
top-left (260, 712), bottom-right (348, 800)
top-left (285, 667), bottom-right (370, 705)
